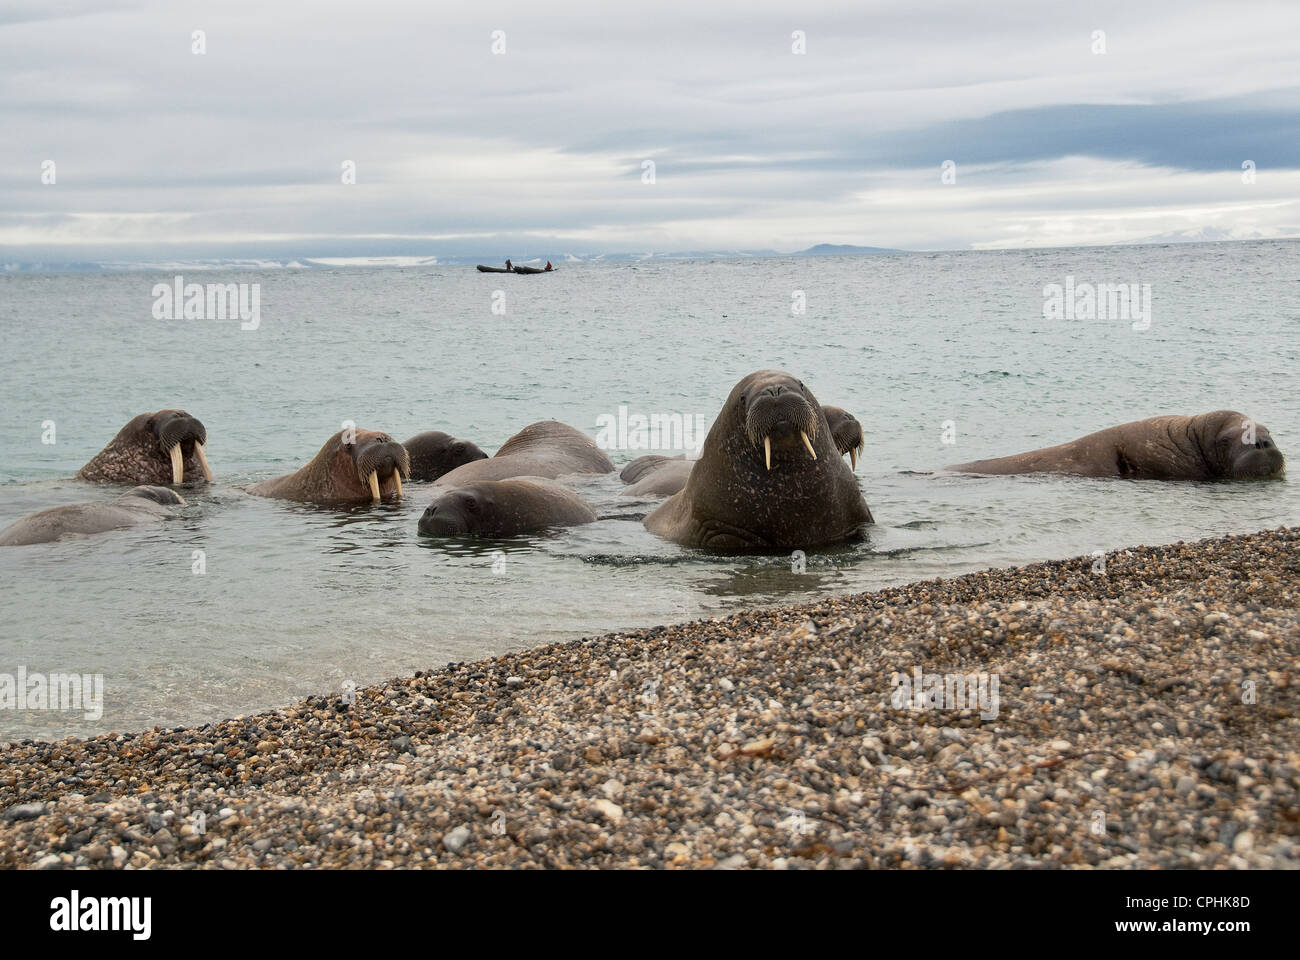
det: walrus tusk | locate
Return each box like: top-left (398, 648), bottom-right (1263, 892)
top-left (194, 442), bottom-right (213, 482)
top-left (764, 436), bottom-right (772, 471)
top-left (801, 431), bottom-right (817, 459)
top-left (850, 448), bottom-right (858, 471)
top-left (169, 443), bottom-right (184, 484)
top-left (367, 470), bottom-right (381, 502)
top-left (391, 470), bottom-right (403, 499)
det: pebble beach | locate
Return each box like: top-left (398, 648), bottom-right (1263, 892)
top-left (2, 527), bottom-right (1296, 870)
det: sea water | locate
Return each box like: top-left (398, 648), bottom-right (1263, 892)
top-left (1, 241), bottom-right (1296, 739)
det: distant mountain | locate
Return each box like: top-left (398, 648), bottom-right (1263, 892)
top-left (797, 243), bottom-right (903, 256)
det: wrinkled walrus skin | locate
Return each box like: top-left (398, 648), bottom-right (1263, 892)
top-left (247, 429), bottom-right (410, 504)
top-left (946, 411), bottom-right (1284, 481)
top-left (645, 371), bottom-right (873, 552)
top-left (77, 410), bottom-right (213, 486)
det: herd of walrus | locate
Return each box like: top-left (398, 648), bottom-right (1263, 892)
top-left (0, 370), bottom-right (1286, 550)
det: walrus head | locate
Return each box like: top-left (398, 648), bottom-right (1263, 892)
top-left (643, 370), bottom-right (872, 551)
top-left (1207, 412), bottom-right (1285, 480)
top-left (739, 371), bottom-right (824, 470)
top-left (403, 431), bottom-right (489, 482)
top-left (339, 430), bottom-right (411, 502)
top-left (418, 483), bottom-right (499, 537)
top-left (77, 409), bottom-right (212, 485)
top-left (121, 485), bottom-right (187, 507)
top-left (823, 406), bottom-right (865, 470)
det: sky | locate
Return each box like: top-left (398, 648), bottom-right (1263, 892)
top-left (3, 0), bottom-right (1300, 261)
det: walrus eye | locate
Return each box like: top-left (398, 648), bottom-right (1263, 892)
top-left (464, 496), bottom-right (478, 512)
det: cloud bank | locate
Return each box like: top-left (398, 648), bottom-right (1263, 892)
top-left (2, 0), bottom-right (1299, 259)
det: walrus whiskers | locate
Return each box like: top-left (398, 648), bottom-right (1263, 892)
top-left (644, 370), bottom-right (873, 550)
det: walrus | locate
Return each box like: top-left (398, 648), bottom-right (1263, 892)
top-left (403, 431), bottom-right (489, 481)
top-left (0, 486), bottom-right (185, 546)
top-left (620, 404), bottom-right (866, 498)
top-left (417, 478), bottom-right (597, 537)
top-left (435, 421), bottom-right (614, 487)
top-left (823, 406), bottom-right (865, 470)
top-left (247, 429), bottom-right (411, 503)
top-left (946, 411), bottom-right (1285, 480)
top-left (619, 454), bottom-right (694, 498)
top-left (77, 410), bottom-right (213, 485)
top-left (644, 371), bottom-right (874, 551)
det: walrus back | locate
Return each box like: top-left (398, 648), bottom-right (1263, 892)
top-left (0, 502), bottom-right (147, 546)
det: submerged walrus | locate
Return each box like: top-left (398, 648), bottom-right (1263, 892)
top-left (435, 421), bottom-right (613, 487)
top-left (417, 478), bottom-right (597, 537)
top-left (78, 410), bottom-right (213, 485)
top-left (645, 371), bottom-right (873, 551)
top-left (403, 431), bottom-right (489, 482)
top-left (619, 454), bottom-right (693, 498)
top-left (248, 429), bottom-right (410, 504)
top-left (823, 406), bottom-right (865, 470)
top-left (946, 411), bottom-right (1285, 480)
top-left (0, 486), bottom-right (185, 546)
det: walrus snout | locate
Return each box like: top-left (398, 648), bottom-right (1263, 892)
top-left (1232, 440), bottom-right (1285, 479)
top-left (418, 489), bottom-right (482, 537)
top-left (152, 411), bottom-right (211, 484)
top-left (353, 437), bottom-right (412, 502)
top-left (745, 384), bottom-right (819, 470)
top-left (1219, 418), bottom-right (1285, 480)
top-left (452, 440), bottom-right (489, 464)
top-left (823, 406), bottom-right (865, 471)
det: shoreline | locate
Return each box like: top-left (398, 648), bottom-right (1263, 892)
top-left (2, 526), bottom-right (1296, 869)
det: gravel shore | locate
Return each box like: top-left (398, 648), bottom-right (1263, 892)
top-left (3, 527), bottom-right (1297, 869)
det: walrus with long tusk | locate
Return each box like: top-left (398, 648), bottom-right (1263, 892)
top-left (0, 486), bottom-right (186, 546)
top-left (77, 410), bottom-right (213, 486)
top-left (946, 411), bottom-right (1285, 480)
top-left (621, 403), bottom-right (867, 499)
top-left (644, 371), bottom-right (873, 551)
top-left (248, 429), bottom-right (410, 504)
top-left (823, 406), bottom-right (865, 470)
top-left (417, 477), bottom-right (597, 537)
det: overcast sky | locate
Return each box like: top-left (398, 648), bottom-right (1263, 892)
top-left (3, 0), bottom-right (1299, 260)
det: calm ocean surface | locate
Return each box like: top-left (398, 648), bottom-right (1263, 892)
top-left (1, 242), bottom-right (1296, 740)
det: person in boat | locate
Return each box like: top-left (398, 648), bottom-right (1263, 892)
top-left (505, 259), bottom-right (513, 271)
top-left (545, 261), bottom-right (553, 271)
